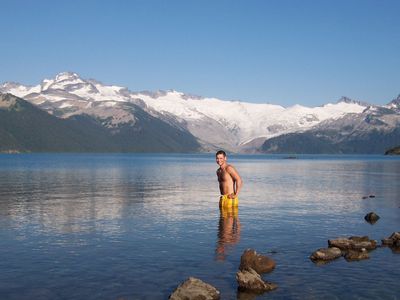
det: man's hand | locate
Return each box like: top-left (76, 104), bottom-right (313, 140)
top-left (228, 193), bottom-right (236, 199)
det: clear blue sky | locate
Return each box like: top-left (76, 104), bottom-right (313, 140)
top-left (1, 0), bottom-right (399, 106)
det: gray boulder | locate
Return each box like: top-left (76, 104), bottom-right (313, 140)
top-left (239, 249), bottom-right (276, 274)
top-left (328, 236), bottom-right (377, 250)
top-left (310, 247), bottom-right (342, 262)
top-left (169, 277), bottom-right (220, 300)
top-left (236, 268), bottom-right (277, 293)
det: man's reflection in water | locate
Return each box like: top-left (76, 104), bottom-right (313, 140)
top-left (215, 205), bottom-right (241, 261)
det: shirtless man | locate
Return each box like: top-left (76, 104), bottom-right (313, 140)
top-left (216, 150), bottom-right (242, 207)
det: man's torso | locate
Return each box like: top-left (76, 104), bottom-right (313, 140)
top-left (217, 165), bottom-right (234, 195)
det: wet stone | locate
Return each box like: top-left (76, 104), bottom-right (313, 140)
top-left (381, 232), bottom-right (400, 251)
top-left (169, 277), bottom-right (220, 300)
top-left (364, 212), bottom-right (380, 224)
top-left (344, 249), bottom-right (370, 261)
top-left (236, 268), bottom-right (278, 294)
top-left (310, 247), bottom-right (342, 262)
top-left (239, 249), bottom-right (276, 274)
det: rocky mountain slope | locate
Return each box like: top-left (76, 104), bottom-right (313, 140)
top-left (0, 93), bottom-right (200, 153)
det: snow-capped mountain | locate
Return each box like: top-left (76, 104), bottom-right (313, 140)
top-left (386, 94), bottom-right (400, 112)
top-left (261, 101), bottom-right (400, 154)
top-left (0, 72), bottom-right (388, 152)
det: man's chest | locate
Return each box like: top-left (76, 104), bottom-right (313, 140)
top-left (218, 170), bottom-right (231, 182)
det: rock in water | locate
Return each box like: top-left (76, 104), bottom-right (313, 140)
top-left (344, 249), bottom-right (370, 261)
top-left (328, 236), bottom-right (377, 250)
top-left (364, 212), bottom-right (380, 224)
top-left (382, 232), bottom-right (400, 247)
top-left (169, 277), bottom-right (220, 300)
top-left (239, 249), bottom-right (276, 273)
top-left (310, 247), bottom-right (342, 262)
top-left (236, 268), bottom-right (278, 293)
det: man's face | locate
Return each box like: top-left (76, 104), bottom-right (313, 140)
top-left (216, 154), bottom-right (226, 166)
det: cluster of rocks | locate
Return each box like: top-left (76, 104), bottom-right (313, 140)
top-left (311, 232), bottom-right (400, 264)
top-left (362, 194), bottom-right (376, 199)
top-left (236, 249), bottom-right (277, 295)
top-left (169, 232), bottom-right (400, 298)
top-left (310, 236), bottom-right (377, 263)
top-left (168, 204), bottom-right (397, 299)
top-left (169, 249), bottom-right (277, 299)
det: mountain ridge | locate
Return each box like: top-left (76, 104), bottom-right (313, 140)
top-left (1, 72), bottom-right (399, 153)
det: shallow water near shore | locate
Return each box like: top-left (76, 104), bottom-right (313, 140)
top-left (0, 153), bottom-right (399, 299)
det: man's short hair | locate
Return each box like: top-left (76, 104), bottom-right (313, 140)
top-left (216, 150), bottom-right (226, 157)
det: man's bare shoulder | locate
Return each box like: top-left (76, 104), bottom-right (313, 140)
top-left (225, 164), bottom-right (236, 171)
top-left (226, 164), bottom-right (241, 178)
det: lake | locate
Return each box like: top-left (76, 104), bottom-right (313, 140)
top-left (0, 154), bottom-right (399, 299)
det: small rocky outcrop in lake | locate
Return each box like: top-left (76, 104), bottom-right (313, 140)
top-left (344, 248), bottom-right (370, 261)
top-left (310, 247), bottom-right (342, 262)
top-left (364, 212), bottom-right (380, 224)
top-left (385, 145), bottom-right (400, 155)
top-left (382, 232), bottom-right (400, 248)
top-left (239, 249), bottom-right (276, 274)
top-left (328, 236), bottom-right (378, 250)
top-left (169, 277), bottom-right (220, 300)
top-left (236, 249), bottom-right (277, 294)
top-left (311, 236), bottom-right (378, 264)
top-left (236, 268), bottom-right (277, 294)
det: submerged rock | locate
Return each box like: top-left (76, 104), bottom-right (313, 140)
top-left (236, 268), bottom-right (277, 293)
top-left (364, 212), bottom-right (380, 224)
top-left (344, 248), bottom-right (370, 261)
top-left (328, 236), bottom-right (377, 250)
top-left (236, 290), bottom-right (260, 300)
top-left (169, 277), bottom-right (220, 300)
top-left (390, 246), bottom-right (400, 254)
top-left (239, 249), bottom-right (276, 274)
top-left (310, 247), bottom-right (342, 262)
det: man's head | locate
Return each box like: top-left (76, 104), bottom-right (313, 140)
top-left (216, 150), bottom-right (227, 166)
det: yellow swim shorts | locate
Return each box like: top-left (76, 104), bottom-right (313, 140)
top-left (219, 194), bottom-right (239, 208)
top-left (219, 205), bottom-right (239, 218)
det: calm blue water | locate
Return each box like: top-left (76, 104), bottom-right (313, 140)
top-left (0, 154), bottom-right (399, 299)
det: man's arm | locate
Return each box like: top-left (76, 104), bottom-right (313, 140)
top-left (227, 165), bottom-right (242, 197)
